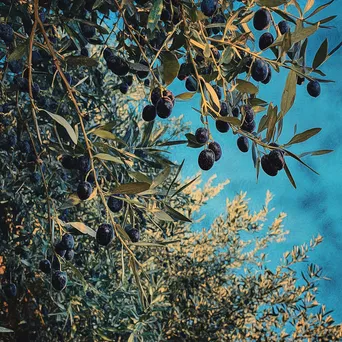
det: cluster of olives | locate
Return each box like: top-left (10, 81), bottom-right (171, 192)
top-left (141, 88), bottom-right (175, 122)
top-left (261, 145), bottom-right (285, 177)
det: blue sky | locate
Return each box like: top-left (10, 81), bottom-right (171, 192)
top-left (166, 0), bottom-right (342, 322)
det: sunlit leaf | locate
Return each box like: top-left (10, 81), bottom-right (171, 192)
top-left (285, 128), bottom-right (321, 146)
top-left (147, 0), bottom-right (163, 32)
top-left (69, 222), bottom-right (96, 238)
top-left (236, 79), bottom-right (259, 94)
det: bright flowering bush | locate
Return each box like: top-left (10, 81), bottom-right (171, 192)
top-left (0, 0), bottom-right (341, 340)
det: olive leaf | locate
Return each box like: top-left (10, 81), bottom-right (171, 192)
top-left (8, 42), bottom-right (28, 61)
top-left (94, 153), bottom-right (124, 164)
top-left (161, 52), bottom-right (180, 86)
top-left (91, 129), bottom-right (127, 145)
top-left (165, 204), bottom-right (192, 223)
top-left (312, 39), bottom-right (328, 70)
top-left (299, 149), bottom-right (333, 158)
top-left (152, 166), bottom-right (171, 188)
top-left (66, 56), bottom-right (98, 67)
top-left (147, 0), bottom-right (163, 32)
top-left (0, 327), bottom-right (14, 333)
top-left (110, 182), bottom-right (151, 195)
top-left (284, 128), bottom-right (321, 146)
top-left (128, 171), bottom-right (152, 184)
top-left (284, 163), bottom-right (297, 189)
top-left (266, 104), bottom-right (277, 142)
top-left (236, 79), bottom-right (259, 94)
top-left (69, 222), bottom-right (96, 238)
top-left (305, 0), bottom-right (334, 19)
top-left (43, 110), bottom-right (78, 145)
top-left (279, 70), bottom-right (297, 121)
top-left (175, 92), bottom-right (196, 100)
top-left (256, 0), bottom-right (289, 7)
top-left (205, 82), bottom-right (220, 109)
top-left (304, 0), bottom-right (315, 13)
top-left (129, 63), bottom-right (150, 72)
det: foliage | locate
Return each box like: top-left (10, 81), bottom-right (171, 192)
top-left (0, 0), bottom-right (341, 341)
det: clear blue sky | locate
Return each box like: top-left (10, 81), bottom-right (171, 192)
top-left (166, 0), bottom-right (342, 322)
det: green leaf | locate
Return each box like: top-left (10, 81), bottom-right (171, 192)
top-left (279, 70), bottom-right (297, 120)
top-left (8, 42), bottom-right (28, 61)
top-left (266, 104), bottom-right (277, 142)
top-left (236, 79), bottom-right (259, 94)
top-left (284, 149), bottom-right (319, 174)
top-left (91, 129), bottom-right (127, 145)
top-left (129, 63), bottom-right (150, 72)
top-left (165, 204), bottom-right (192, 222)
top-left (127, 171), bottom-right (152, 184)
top-left (94, 153), bottom-right (124, 164)
top-left (284, 163), bottom-right (297, 189)
top-left (161, 52), bottom-right (180, 86)
top-left (205, 82), bottom-right (220, 109)
top-left (175, 92), bottom-right (196, 100)
top-left (256, 0), bottom-right (289, 7)
top-left (154, 210), bottom-right (174, 222)
top-left (69, 222), bottom-right (96, 238)
top-left (152, 166), bottom-right (171, 188)
top-left (166, 160), bottom-right (184, 197)
top-left (171, 175), bottom-right (200, 198)
top-left (220, 47), bottom-right (234, 65)
top-left (313, 39), bottom-right (328, 69)
top-left (132, 242), bottom-right (172, 248)
top-left (306, 0), bottom-right (334, 19)
top-left (66, 56), bottom-right (98, 67)
top-left (285, 128), bottom-right (321, 146)
top-left (185, 133), bottom-right (204, 148)
top-left (147, 0), bottom-right (163, 32)
top-left (157, 140), bottom-right (188, 146)
top-left (217, 116), bottom-right (241, 126)
top-left (328, 41), bottom-right (342, 57)
top-left (299, 149), bottom-right (333, 158)
top-left (43, 110), bottom-right (78, 145)
top-left (111, 182), bottom-right (151, 195)
top-left (291, 23), bottom-right (319, 44)
top-left (0, 327), bottom-right (14, 333)
top-left (76, 19), bottom-right (109, 34)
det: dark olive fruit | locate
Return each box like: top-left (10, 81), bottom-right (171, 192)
top-left (107, 195), bottom-right (123, 213)
top-left (61, 155), bottom-right (77, 169)
top-left (211, 14), bottom-right (225, 34)
top-left (103, 47), bottom-right (114, 61)
top-left (144, 79), bottom-right (150, 87)
top-left (261, 63), bottom-right (272, 84)
top-left (195, 54), bottom-right (205, 64)
top-left (142, 105), bottom-right (157, 122)
top-left (124, 75), bottom-right (133, 86)
top-left (242, 105), bottom-right (254, 123)
top-left (161, 8), bottom-right (171, 21)
top-left (55, 242), bottom-right (66, 257)
top-left (77, 155), bottom-right (91, 173)
top-left (163, 90), bottom-right (175, 104)
top-left (52, 256), bottom-right (61, 270)
top-left (220, 102), bottom-right (229, 116)
top-left (237, 136), bottom-right (249, 153)
top-left (52, 271), bottom-right (67, 291)
top-left (64, 249), bottom-right (74, 261)
top-left (151, 87), bottom-right (162, 105)
top-left (80, 23), bottom-right (96, 38)
top-left (251, 59), bottom-right (269, 82)
top-left (253, 9), bottom-right (271, 31)
top-left (259, 32), bottom-right (274, 50)
top-left (61, 233), bottom-right (74, 250)
top-left (7, 133), bottom-right (17, 148)
top-left (232, 107), bottom-right (240, 117)
top-left (96, 223), bottom-right (114, 246)
top-left (120, 83), bottom-right (129, 94)
top-left (32, 51), bottom-right (42, 67)
top-left (241, 119), bottom-right (256, 133)
top-left (14, 77), bottom-right (29, 92)
top-left (19, 140), bottom-right (31, 154)
top-left (137, 60), bottom-right (149, 79)
top-left (212, 85), bottom-right (222, 100)
top-left (8, 60), bottom-right (23, 74)
top-left (156, 96), bottom-right (173, 118)
top-left (57, 0), bottom-right (70, 10)
top-left (307, 80), bottom-right (321, 97)
top-left (107, 55), bottom-right (129, 76)
top-left (39, 259), bottom-right (51, 274)
top-left (198, 149), bottom-right (215, 171)
top-left (126, 227), bottom-right (140, 242)
top-left (185, 76), bottom-right (198, 92)
top-left (201, 0), bottom-right (218, 17)
top-left (195, 127), bottom-right (209, 144)
top-left (216, 120), bottom-right (230, 133)
top-left (81, 47), bottom-right (89, 57)
top-left (261, 154), bottom-right (278, 176)
top-left (297, 76), bottom-right (305, 85)
top-left (30, 172), bottom-right (41, 183)
top-left (208, 141), bottom-right (222, 161)
top-left (77, 181), bottom-right (92, 200)
top-left (3, 283), bottom-right (17, 298)
top-left (269, 150), bottom-right (285, 170)
top-left (178, 63), bottom-right (192, 80)
top-left (32, 82), bottom-right (40, 98)
top-left (0, 24), bottom-right (14, 45)
top-left (278, 20), bottom-right (290, 34)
